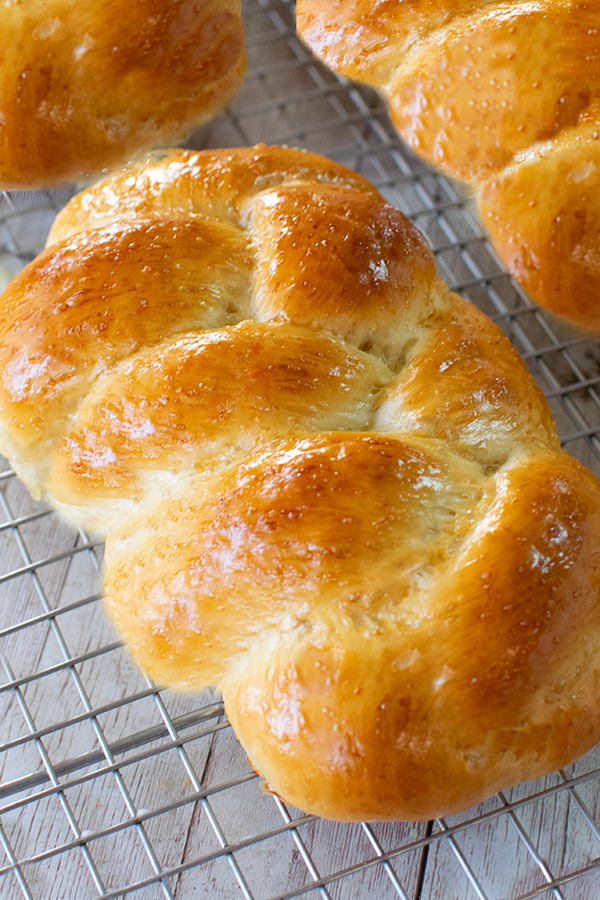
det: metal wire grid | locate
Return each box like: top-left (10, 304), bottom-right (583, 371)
top-left (1, 0), bottom-right (600, 897)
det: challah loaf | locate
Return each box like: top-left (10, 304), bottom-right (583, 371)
top-left (0, 0), bottom-right (244, 189)
top-left (296, 0), bottom-right (600, 329)
top-left (2, 145), bottom-right (600, 821)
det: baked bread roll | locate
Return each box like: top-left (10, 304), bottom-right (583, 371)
top-left (0, 0), bottom-right (244, 189)
top-left (296, 0), bottom-right (600, 329)
top-left (2, 145), bottom-right (600, 821)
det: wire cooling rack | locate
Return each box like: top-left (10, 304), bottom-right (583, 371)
top-left (2, 1), bottom-right (600, 898)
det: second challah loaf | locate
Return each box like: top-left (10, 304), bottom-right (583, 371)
top-left (296, 0), bottom-right (600, 329)
top-left (0, 0), bottom-right (245, 188)
top-left (1, 146), bottom-right (600, 820)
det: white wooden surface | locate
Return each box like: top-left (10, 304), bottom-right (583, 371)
top-left (2, 0), bottom-right (600, 897)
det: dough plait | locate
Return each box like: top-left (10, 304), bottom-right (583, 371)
top-left (2, 145), bottom-right (600, 821)
top-left (0, 0), bottom-right (244, 189)
top-left (296, 0), bottom-right (600, 329)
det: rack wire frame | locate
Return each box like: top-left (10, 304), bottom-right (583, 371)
top-left (1, 0), bottom-right (600, 898)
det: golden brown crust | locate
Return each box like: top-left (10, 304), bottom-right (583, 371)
top-left (223, 452), bottom-right (600, 821)
top-left (479, 121), bottom-right (600, 328)
top-left (1, 145), bottom-right (600, 821)
top-left (104, 432), bottom-right (492, 689)
top-left (388, 3), bottom-right (592, 180)
top-left (49, 322), bottom-right (391, 530)
top-left (296, 0), bottom-right (484, 89)
top-left (374, 292), bottom-right (559, 465)
top-left (0, 214), bottom-right (254, 494)
top-left (105, 437), bottom-right (600, 820)
top-left (296, 0), bottom-right (600, 328)
top-left (45, 144), bottom-right (381, 243)
top-left (250, 182), bottom-right (438, 359)
top-left (0, 0), bottom-right (245, 188)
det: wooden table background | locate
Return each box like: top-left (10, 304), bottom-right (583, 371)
top-left (2, 1), bottom-right (600, 898)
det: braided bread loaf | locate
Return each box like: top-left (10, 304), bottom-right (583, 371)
top-left (0, 0), bottom-right (244, 189)
top-left (296, 0), bottom-right (600, 329)
top-left (2, 145), bottom-right (600, 821)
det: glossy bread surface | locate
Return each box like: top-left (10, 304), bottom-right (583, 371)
top-left (297, 0), bottom-right (600, 329)
top-left (1, 146), bottom-right (600, 821)
top-left (0, 0), bottom-right (245, 187)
